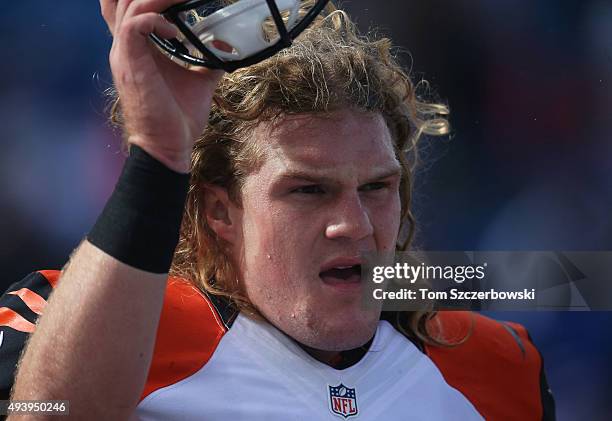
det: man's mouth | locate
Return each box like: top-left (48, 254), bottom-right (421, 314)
top-left (319, 264), bottom-right (362, 285)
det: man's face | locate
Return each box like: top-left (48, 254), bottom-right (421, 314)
top-left (231, 109), bottom-right (402, 351)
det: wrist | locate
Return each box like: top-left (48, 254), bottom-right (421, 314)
top-left (127, 136), bottom-right (192, 174)
top-left (88, 145), bottom-right (190, 273)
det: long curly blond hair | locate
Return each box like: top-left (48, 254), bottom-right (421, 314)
top-left (112, 4), bottom-right (453, 346)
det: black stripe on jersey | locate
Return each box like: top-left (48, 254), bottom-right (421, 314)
top-left (1, 272), bottom-right (53, 324)
top-left (3, 272), bottom-right (53, 301)
top-left (0, 272), bottom-right (54, 403)
top-left (0, 295), bottom-right (39, 325)
top-left (205, 292), bottom-right (238, 330)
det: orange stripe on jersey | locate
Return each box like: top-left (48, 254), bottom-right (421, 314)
top-left (425, 311), bottom-right (542, 421)
top-left (140, 277), bottom-right (227, 402)
top-left (0, 307), bottom-right (36, 333)
top-left (37, 270), bottom-right (60, 288)
top-left (8, 288), bottom-right (47, 315)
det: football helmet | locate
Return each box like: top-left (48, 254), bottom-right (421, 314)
top-left (150, 0), bottom-right (332, 72)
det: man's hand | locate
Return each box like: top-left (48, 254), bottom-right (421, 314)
top-left (101, 0), bottom-right (224, 173)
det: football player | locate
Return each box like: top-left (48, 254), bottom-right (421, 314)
top-left (0, 0), bottom-right (554, 419)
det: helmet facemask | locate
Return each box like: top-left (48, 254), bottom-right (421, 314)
top-left (150, 0), bottom-right (331, 72)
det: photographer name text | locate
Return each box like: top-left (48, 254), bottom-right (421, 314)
top-left (373, 288), bottom-right (537, 301)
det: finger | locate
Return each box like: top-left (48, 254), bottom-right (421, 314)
top-left (121, 12), bottom-right (178, 45)
top-left (190, 67), bottom-right (225, 80)
top-left (122, 0), bottom-right (185, 22)
top-left (115, 0), bottom-right (184, 40)
top-left (100, 0), bottom-right (119, 35)
top-left (115, 0), bottom-right (135, 34)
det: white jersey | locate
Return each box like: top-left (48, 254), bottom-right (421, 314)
top-left (135, 313), bottom-right (482, 420)
top-left (2, 273), bottom-right (550, 420)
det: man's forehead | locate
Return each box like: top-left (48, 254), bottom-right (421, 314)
top-left (250, 110), bottom-right (398, 168)
top-left (256, 110), bottom-right (387, 140)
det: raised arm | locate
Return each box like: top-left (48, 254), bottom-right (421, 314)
top-left (10, 0), bottom-right (222, 418)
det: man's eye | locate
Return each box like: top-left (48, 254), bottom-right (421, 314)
top-left (360, 182), bottom-right (388, 192)
top-left (292, 185), bottom-right (324, 194)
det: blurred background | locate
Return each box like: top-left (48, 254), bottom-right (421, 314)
top-left (1, 0), bottom-right (610, 418)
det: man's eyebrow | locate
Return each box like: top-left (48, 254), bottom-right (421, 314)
top-left (275, 166), bottom-right (402, 184)
top-left (364, 167), bottom-right (403, 182)
top-left (276, 171), bottom-right (332, 184)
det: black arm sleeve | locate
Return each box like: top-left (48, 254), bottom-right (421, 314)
top-left (523, 331), bottom-right (556, 421)
top-left (503, 322), bottom-right (556, 420)
top-left (0, 272), bottom-right (54, 399)
top-left (538, 350), bottom-right (556, 421)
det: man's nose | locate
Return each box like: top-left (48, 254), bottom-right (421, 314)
top-left (325, 193), bottom-right (374, 241)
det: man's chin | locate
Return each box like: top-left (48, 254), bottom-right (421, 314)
top-left (299, 312), bottom-right (380, 352)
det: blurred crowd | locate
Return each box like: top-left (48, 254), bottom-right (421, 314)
top-left (1, 1), bottom-right (610, 418)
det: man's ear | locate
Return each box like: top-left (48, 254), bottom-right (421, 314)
top-left (202, 184), bottom-right (239, 244)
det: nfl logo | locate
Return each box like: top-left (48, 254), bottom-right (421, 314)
top-left (328, 383), bottom-right (358, 418)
